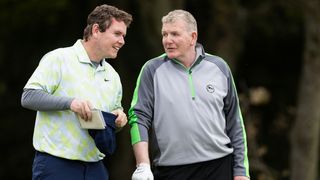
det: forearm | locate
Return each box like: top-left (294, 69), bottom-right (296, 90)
top-left (21, 88), bottom-right (74, 111)
top-left (132, 141), bottom-right (154, 180)
top-left (133, 141), bottom-right (151, 165)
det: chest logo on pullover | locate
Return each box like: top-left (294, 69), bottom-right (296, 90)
top-left (206, 84), bottom-right (215, 93)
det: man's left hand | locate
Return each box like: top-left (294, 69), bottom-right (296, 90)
top-left (112, 109), bottom-right (127, 128)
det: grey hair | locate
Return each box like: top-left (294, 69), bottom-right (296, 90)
top-left (162, 10), bottom-right (197, 33)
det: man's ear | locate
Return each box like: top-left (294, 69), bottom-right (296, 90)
top-left (91, 24), bottom-right (100, 39)
top-left (190, 31), bottom-right (198, 46)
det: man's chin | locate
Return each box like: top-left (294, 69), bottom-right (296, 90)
top-left (107, 54), bottom-right (118, 59)
top-left (166, 54), bottom-right (176, 59)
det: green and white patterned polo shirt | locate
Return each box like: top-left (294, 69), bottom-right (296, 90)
top-left (24, 40), bottom-right (123, 162)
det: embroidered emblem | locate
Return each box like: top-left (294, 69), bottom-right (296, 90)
top-left (206, 84), bottom-right (215, 93)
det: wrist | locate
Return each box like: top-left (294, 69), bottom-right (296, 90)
top-left (67, 98), bottom-right (75, 110)
top-left (137, 163), bottom-right (150, 168)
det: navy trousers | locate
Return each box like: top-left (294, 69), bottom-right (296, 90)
top-left (32, 151), bottom-right (108, 180)
top-left (153, 154), bottom-right (233, 180)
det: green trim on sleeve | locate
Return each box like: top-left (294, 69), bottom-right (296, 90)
top-left (231, 74), bottom-right (250, 177)
top-left (128, 62), bottom-right (148, 145)
top-left (130, 123), bottom-right (141, 144)
top-left (238, 106), bottom-right (250, 177)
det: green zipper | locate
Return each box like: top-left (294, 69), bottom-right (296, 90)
top-left (172, 59), bottom-right (196, 100)
top-left (188, 69), bottom-right (196, 100)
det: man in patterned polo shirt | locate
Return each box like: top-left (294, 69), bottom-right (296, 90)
top-left (21, 4), bottom-right (132, 180)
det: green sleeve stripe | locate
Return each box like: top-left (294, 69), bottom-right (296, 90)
top-left (238, 107), bottom-right (250, 176)
top-left (231, 76), bottom-right (250, 177)
top-left (213, 55), bottom-right (249, 176)
top-left (130, 123), bottom-right (141, 144)
top-left (128, 62), bottom-right (149, 145)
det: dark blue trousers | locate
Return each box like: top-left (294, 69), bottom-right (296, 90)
top-left (153, 154), bottom-right (233, 180)
top-left (32, 151), bottom-right (108, 180)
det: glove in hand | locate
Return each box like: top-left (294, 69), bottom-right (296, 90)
top-left (132, 163), bottom-right (154, 180)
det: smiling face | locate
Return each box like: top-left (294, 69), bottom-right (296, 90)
top-left (95, 18), bottom-right (127, 59)
top-left (161, 19), bottom-right (197, 62)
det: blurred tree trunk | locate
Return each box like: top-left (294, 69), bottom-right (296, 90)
top-left (290, 0), bottom-right (320, 179)
top-left (205, 0), bottom-right (247, 71)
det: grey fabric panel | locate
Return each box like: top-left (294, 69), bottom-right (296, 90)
top-left (205, 55), bottom-right (247, 175)
top-left (132, 57), bottom-right (166, 142)
top-left (203, 55), bottom-right (229, 77)
top-left (21, 88), bottom-right (73, 111)
top-left (224, 71), bottom-right (247, 176)
top-left (152, 56), bottom-right (233, 166)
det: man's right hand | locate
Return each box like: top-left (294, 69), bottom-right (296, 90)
top-left (132, 163), bottom-right (154, 180)
top-left (70, 99), bottom-right (93, 121)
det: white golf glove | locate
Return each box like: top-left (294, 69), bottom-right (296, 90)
top-left (132, 163), bottom-right (154, 180)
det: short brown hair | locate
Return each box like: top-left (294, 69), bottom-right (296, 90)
top-left (83, 4), bottom-right (132, 41)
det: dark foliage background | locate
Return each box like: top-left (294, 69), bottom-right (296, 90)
top-left (1, 0), bottom-right (318, 179)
